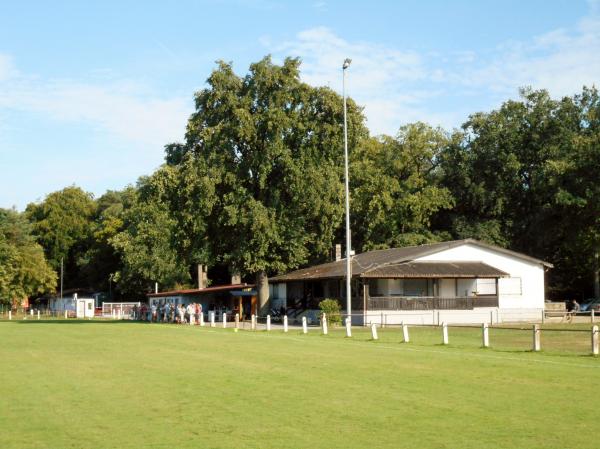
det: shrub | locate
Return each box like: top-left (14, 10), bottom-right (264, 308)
top-left (318, 298), bottom-right (342, 326)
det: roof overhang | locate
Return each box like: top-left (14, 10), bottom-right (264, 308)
top-left (359, 261), bottom-right (509, 279)
top-left (148, 283), bottom-right (255, 298)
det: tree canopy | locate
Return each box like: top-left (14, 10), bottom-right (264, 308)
top-left (165, 56), bottom-right (367, 309)
top-left (0, 208), bottom-right (56, 305)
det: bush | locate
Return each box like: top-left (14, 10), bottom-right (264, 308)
top-left (318, 298), bottom-right (342, 326)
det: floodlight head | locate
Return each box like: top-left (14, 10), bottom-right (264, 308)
top-left (343, 58), bottom-right (352, 69)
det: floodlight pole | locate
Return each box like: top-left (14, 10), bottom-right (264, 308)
top-left (343, 58), bottom-right (352, 322)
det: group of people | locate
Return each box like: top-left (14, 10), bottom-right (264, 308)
top-left (132, 302), bottom-right (204, 324)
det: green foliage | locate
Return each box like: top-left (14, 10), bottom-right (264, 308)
top-left (350, 124), bottom-right (454, 252)
top-left (439, 86), bottom-right (600, 297)
top-left (25, 186), bottom-right (96, 289)
top-left (110, 171), bottom-right (191, 297)
top-left (318, 298), bottom-right (342, 325)
top-left (0, 209), bottom-right (56, 304)
top-left (167, 56), bottom-right (368, 281)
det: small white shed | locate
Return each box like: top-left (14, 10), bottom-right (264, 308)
top-left (75, 295), bottom-right (95, 319)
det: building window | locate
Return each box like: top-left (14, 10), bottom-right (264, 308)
top-left (499, 277), bottom-right (522, 295)
top-left (476, 278), bottom-right (497, 295)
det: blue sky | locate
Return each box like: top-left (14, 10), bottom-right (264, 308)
top-left (1, 0), bottom-right (599, 209)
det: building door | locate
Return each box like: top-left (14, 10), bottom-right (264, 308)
top-left (76, 300), bottom-right (85, 318)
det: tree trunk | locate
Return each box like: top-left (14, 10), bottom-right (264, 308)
top-left (256, 271), bottom-right (270, 315)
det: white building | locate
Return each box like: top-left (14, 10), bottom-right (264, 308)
top-left (269, 239), bottom-right (552, 324)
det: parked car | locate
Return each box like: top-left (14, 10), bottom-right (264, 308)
top-left (580, 298), bottom-right (600, 312)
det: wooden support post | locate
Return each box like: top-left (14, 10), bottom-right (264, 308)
top-left (235, 313), bottom-right (239, 329)
top-left (302, 316), bottom-right (308, 334)
top-left (402, 322), bottom-right (410, 343)
top-left (266, 315), bottom-right (271, 331)
top-left (322, 313), bottom-right (328, 335)
top-left (251, 314), bottom-right (256, 331)
top-left (490, 310), bottom-right (494, 325)
top-left (442, 322), bottom-right (449, 345)
top-left (222, 313), bottom-right (227, 328)
top-left (283, 315), bottom-right (288, 333)
top-left (592, 325), bottom-right (599, 356)
top-left (345, 318), bottom-right (352, 337)
top-left (482, 323), bottom-right (489, 348)
top-left (371, 323), bottom-right (378, 340)
top-left (532, 324), bottom-right (541, 352)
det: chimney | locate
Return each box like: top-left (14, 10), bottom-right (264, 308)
top-left (335, 244), bottom-right (342, 262)
top-left (198, 264), bottom-right (207, 289)
top-left (231, 271), bottom-right (242, 285)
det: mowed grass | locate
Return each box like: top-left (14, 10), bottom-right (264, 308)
top-left (0, 320), bottom-right (598, 449)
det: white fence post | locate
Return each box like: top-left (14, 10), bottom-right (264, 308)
top-left (592, 309), bottom-right (595, 324)
top-left (30, 309), bottom-right (33, 316)
top-left (235, 313), bottom-right (239, 329)
top-left (8, 311), bottom-right (11, 320)
top-left (266, 315), bottom-right (271, 331)
top-left (533, 324), bottom-right (541, 352)
top-left (482, 323), bottom-right (490, 348)
top-left (65, 310), bottom-right (68, 319)
top-left (442, 322), bottom-right (449, 345)
top-left (200, 312), bottom-right (205, 327)
top-left (210, 311), bottom-right (215, 327)
top-left (302, 316), bottom-right (308, 334)
top-left (222, 313), bottom-right (227, 328)
top-left (37, 310), bottom-right (40, 320)
top-left (251, 314), bottom-right (256, 331)
top-left (321, 313), bottom-right (328, 335)
top-left (345, 318), bottom-right (352, 337)
top-left (402, 322), bottom-right (410, 343)
top-left (283, 315), bottom-right (288, 333)
top-left (371, 323), bottom-right (378, 340)
top-left (592, 325), bottom-right (599, 356)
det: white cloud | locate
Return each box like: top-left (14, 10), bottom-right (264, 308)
top-left (462, 14), bottom-right (600, 98)
top-left (265, 4), bottom-right (600, 135)
top-left (0, 58), bottom-right (191, 148)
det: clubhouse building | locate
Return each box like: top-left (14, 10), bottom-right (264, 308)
top-left (269, 239), bottom-right (553, 324)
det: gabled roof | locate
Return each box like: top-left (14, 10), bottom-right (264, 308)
top-left (270, 239), bottom-right (551, 282)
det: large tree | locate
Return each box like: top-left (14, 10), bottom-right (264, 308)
top-left (165, 56), bottom-right (367, 311)
top-left (110, 170), bottom-right (191, 297)
top-left (25, 186), bottom-right (96, 288)
top-left (0, 208), bottom-right (56, 305)
top-left (439, 87), bottom-right (600, 297)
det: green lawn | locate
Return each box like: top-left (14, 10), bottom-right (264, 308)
top-left (0, 320), bottom-right (598, 449)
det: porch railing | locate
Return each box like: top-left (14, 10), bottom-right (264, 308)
top-left (367, 296), bottom-right (498, 311)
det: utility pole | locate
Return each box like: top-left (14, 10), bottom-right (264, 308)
top-left (342, 58), bottom-right (352, 322)
top-left (60, 257), bottom-right (64, 300)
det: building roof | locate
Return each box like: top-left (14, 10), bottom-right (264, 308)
top-left (147, 283), bottom-right (255, 298)
top-left (270, 239), bottom-right (551, 282)
top-left (360, 261), bottom-right (509, 278)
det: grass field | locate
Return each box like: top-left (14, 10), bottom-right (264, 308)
top-left (0, 320), bottom-right (598, 449)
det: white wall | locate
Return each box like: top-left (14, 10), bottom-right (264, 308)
top-left (416, 243), bottom-right (546, 309)
top-left (361, 308), bottom-right (543, 325)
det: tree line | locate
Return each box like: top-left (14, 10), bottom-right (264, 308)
top-left (1, 56), bottom-right (599, 307)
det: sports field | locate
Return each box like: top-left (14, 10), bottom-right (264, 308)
top-left (0, 320), bottom-right (598, 449)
